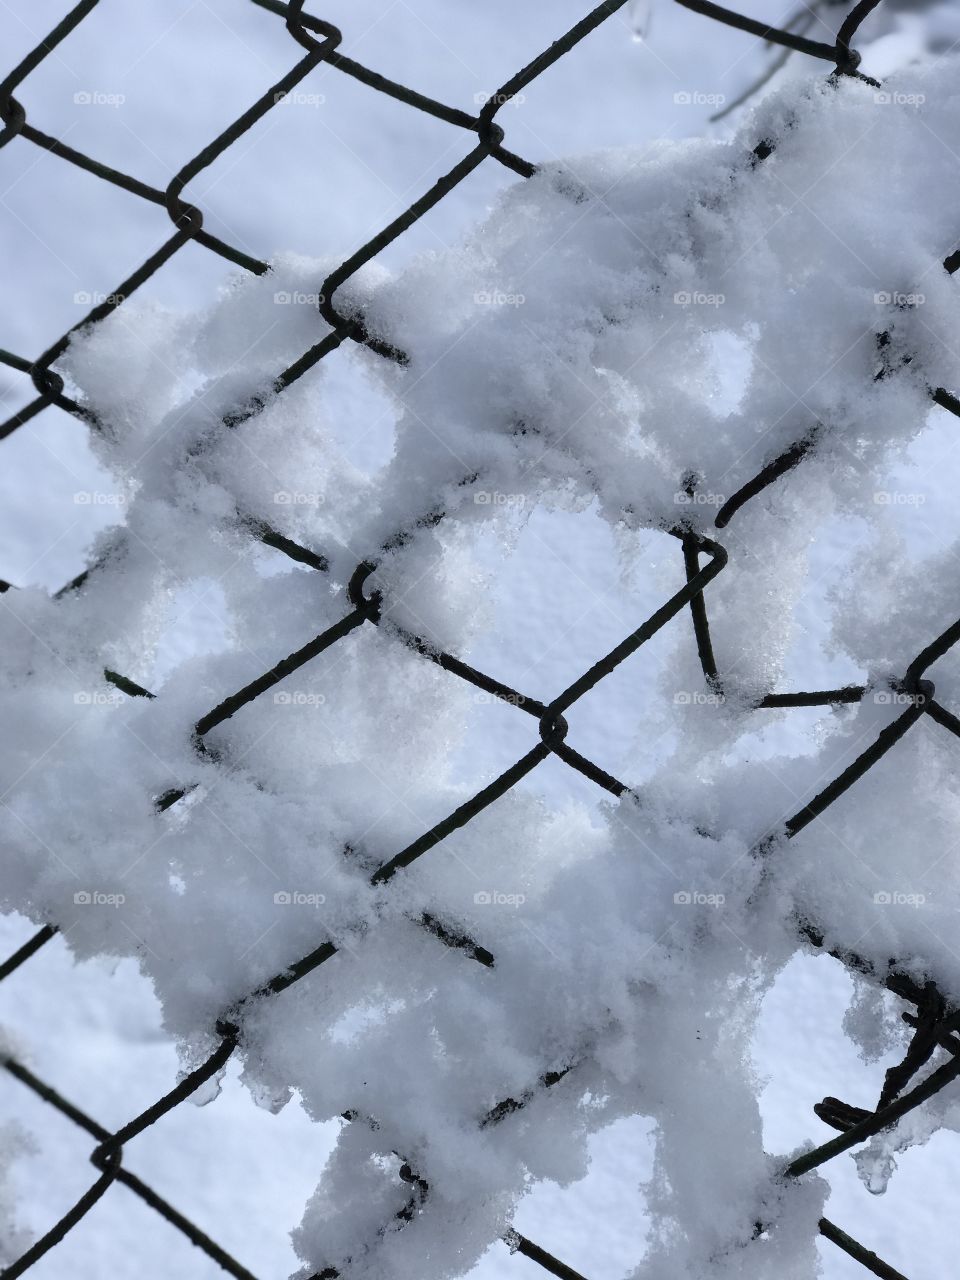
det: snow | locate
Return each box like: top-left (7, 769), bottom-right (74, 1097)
top-left (4, 1), bottom-right (960, 1278)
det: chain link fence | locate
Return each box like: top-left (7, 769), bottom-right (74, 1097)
top-left (1, 1), bottom-right (959, 1277)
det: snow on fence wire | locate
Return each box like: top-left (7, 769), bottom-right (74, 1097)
top-left (1, 0), bottom-right (960, 1277)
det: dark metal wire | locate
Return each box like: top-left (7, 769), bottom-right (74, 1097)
top-left (1, 0), bottom-right (958, 1277)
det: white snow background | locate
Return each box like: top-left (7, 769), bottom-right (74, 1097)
top-left (3, 1), bottom-right (960, 1277)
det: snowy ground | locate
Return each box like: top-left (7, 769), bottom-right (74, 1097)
top-left (3, 1), bottom-right (960, 1277)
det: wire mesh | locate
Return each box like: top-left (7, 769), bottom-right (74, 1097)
top-left (1, 2), bottom-right (959, 1278)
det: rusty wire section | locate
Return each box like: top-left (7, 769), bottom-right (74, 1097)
top-left (1, 1), bottom-right (959, 1278)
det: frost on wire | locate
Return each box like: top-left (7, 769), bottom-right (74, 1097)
top-left (4, 61), bottom-right (960, 1280)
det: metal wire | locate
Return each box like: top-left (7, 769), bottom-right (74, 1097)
top-left (2, 1), bottom-right (959, 1277)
